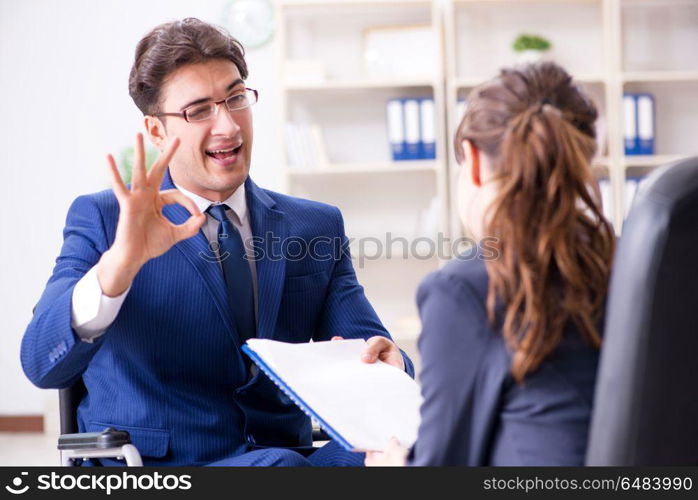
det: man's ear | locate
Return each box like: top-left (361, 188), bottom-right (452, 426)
top-left (144, 115), bottom-right (167, 151)
top-left (464, 140), bottom-right (481, 187)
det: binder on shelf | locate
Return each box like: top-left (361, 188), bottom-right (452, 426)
top-left (284, 122), bottom-right (328, 170)
top-left (455, 99), bottom-right (467, 123)
top-left (624, 93), bottom-right (656, 156)
top-left (636, 93), bottom-right (655, 155)
top-left (624, 177), bottom-right (640, 219)
top-left (413, 196), bottom-right (441, 255)
top-left (597, 178), bottom-right (613, 224)
top-left (308, 125), bottom-right (329, 169)
top-left (419, 98), bottom-right (436, 160)
top-left (386, 99), bottom-right (406, 161)
top-left (623, 93), bottom-right (638, 156)
top-left (297, 124), bottom-right (315, 169)
top-left (403, 98), bottom-right (421, 160)
top-left (285, 123), bottom-right (305, 168)
top-left (242, 338), bottom-right (421, 452)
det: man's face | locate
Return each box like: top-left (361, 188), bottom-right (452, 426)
top-left (149, 59), bottom-right (253, 201)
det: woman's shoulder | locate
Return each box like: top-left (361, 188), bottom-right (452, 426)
top-left (418, 253), bottom-right (490, 305)
top-left (416, 254), bottom-right (496, 346)
top-left (416, 252), bottom-right (509, 372)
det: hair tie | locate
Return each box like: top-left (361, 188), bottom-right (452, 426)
top-left (539, 98), bottom-right (552, 113)
top-left (539, 98), bottom-right (562, 118)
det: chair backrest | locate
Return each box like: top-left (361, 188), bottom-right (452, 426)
top-left (586, 157), bottom-right (698, 465)
top-left (59, 379), bottom-right (86, 435)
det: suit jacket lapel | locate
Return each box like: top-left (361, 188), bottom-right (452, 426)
top-left (246, 177), bottom-right (288, 339)
top-left (160, 169), bottom-right (241, 350)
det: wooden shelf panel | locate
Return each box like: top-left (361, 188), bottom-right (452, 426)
top-left (593, 156), bottom-right (611, 168)
top-left (622, 71), bottom-right (698, 83)
top-left (284, 78), bottom-right (437, 90)
top-left (622, 154), bottom-right (693, 168)
top-left (287, 160), bottom-right (440, 175)
top-left (281, 0), bottom-right (430, 6)
top-left (453, 73), bottom-right (605, 89)
top-left (453, 0), bottom-right (600, 3)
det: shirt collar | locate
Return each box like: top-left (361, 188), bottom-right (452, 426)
top-left (173, 182), bottom-right (248, 224)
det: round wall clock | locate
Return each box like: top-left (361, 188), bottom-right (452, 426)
top-left (222, 0), bottom-right (276, 49)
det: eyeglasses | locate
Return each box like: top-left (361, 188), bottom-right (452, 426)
top-left (155, 88), bottom-right (259, 123)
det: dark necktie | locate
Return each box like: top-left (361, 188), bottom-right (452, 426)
top-left (206, 204), bottom-right (256, 342)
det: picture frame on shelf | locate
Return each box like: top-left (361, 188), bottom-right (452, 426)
top-left (362, 24), bottom-right (437, 80)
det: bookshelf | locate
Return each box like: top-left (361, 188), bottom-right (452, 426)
top-left (276, 0), bottom-right (447, 359)
top-left (444, 0), bottom-right (619, 233)
top-left (617, 0), bottom-right (698, 222)
top-left (275, 0), bottom-right (698, 356)
top-left (444, 0), bottom-right (698, 233)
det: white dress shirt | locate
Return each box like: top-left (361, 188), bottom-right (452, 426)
top-left (71, 182), bottom-right (258, 342)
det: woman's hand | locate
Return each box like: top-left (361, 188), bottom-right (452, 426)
top-left (365, 437), bottom-right (408, 467)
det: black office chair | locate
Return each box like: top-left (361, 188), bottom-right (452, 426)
top-left (586, 157), bottom-right (698, 465)
top-left (57, 379), bottom-right (330, 466)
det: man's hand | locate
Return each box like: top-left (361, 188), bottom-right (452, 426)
top-left (365, 437), bottom-right (408, 467)
top-left (97, 133), bottom-right (206, 296)
top-left (331, 335), bottom-right (405, 371)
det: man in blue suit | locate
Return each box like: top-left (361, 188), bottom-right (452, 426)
top-left (20, 18), bottom-right (413, 466)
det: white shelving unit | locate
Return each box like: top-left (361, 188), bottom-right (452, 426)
top-left (618, 0), bottom-right (698, 215)
top-left (276, 0), bottom-right (448, 356)
top-left (275, 0), bottom-right (698, 354)
top-left (444, 0), bottom-right (620, 232)
top-left (444, 0), bottom-right (698, 232)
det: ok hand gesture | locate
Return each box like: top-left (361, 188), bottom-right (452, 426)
top-left (97, 133), bottom-right (206, 296)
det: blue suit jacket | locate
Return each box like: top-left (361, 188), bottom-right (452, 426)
top-left (409, 256), bottom-right (598, 466)
top-left (21, 170), bottom-right (413, 466)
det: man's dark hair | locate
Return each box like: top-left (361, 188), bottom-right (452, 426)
top-left (128, 17), bottom-right (248, 116)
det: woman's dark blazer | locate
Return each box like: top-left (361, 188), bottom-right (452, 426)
top-left (408, 256), bottom-right (600, 466)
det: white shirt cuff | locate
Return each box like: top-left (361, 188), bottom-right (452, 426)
top-left (71, 266), bottom-right (130, 342)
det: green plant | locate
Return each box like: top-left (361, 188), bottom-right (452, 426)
top-left (512, 34), bottom-right (552, 52)
top-left (118, 145), bottom-right (159, 184)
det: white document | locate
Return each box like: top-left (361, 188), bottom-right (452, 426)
top-left (244, 338), bottom-right (422, 452)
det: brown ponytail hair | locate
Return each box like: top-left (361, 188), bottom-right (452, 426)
top-left (455, 62), bottom-right (615, 383)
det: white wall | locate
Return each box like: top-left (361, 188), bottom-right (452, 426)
top-left (0, 0), bottom-right (284, 414)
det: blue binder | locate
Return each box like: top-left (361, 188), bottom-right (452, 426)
top-left (636, 93), bottom-right (655, 155)
top-left (624, 93), bottom-right (656, 156)
top-left (386, 99), bottom-right (405, 161)
top-left (623, 93), bottom-right (638, 155)
top-left (419, 98), bottom-right (436, 160)
top-left (403, 98), bottom-right (421, 160)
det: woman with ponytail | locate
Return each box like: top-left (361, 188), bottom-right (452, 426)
top-left (367, 62), bottom-right (615, 466)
